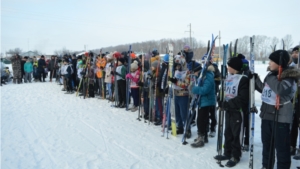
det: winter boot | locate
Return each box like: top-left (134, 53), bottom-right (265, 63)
top-left (214, 154), bottom-right (230, 161)
top-left (131, 106), bottom-right (138, 112)
top-left (204, 135), bottom-right (209, 143)
top-left (209, 131), bottom-right (216, 137)
top-left (176, 127), bottom-right (184, 135)
top-left (154, 118), bottom-right (162, 126)
top-left (242, 144), bottom-right (249, 152)
top-left (225, 157), bottom-right (240, 167)
top-left (186, 129), bottom-right (192, 139)
top-left (291, 146), bottom-right (296, 156)
top-left (191, 135), bottom-right (205, 148)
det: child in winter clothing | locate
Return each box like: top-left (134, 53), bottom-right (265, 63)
top-left (61, 59), bottom-right (73, 94)
top-left (105, 54), bottom-right (114, 101)
top-left (214, 55), bottom-right (249, 167)
top-left (253, 50), bottom-right (299, 169)
top-left (169, 55), bottom-right (191, 135)
top-left (24, 59), bottom-right (33, 83)
top-left (190, 61), bottom-right (215, 148)
top-left (115, 58), bottom-right (127, 108)
top-left (126, 61), bottom-right (141, 112)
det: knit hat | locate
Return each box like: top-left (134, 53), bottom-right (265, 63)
top-left (227, 56), bottom-right (243, 71)
top-left (151, 60), bottom-right (159, 69)
top-left (119, 58), bottom-right (125, 64)
top-left (187, 61), bottom-right (201, 71)
top-left (131, 60), bottom-right (139, 71)
top-left (292, 45), bottom-right (299, 52)
top-left (152, 49), bottom-right (159, 56)
top-left (64, 59), bottom-right (69, 63)
top-left (268, 50), bottom-right (290, 68)
top-left (113, 52), bottom-right (122, 59)
top-left (163, 54), bottom-right (169, 63)
top-left (130, 53), bottom-right (136, 59)
top-left (184, 45), bottom-right (190, 49)
top-left (237, 54), bottom-right (249, 71)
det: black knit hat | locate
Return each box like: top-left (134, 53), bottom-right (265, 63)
top-left (227, 56), bottom-right (243, 71)
top-left (119, 57), bottom-right (125, 64)
top-left (292, 45), bottom-right (299, 52)
top-left (269, 50), bottom-right (290, 68)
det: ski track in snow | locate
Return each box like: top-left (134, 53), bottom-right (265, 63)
top-left (1, 64), bottom-right (299, 169)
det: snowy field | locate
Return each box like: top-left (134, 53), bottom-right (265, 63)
top-left (1, 62), bottom-right (299, 169)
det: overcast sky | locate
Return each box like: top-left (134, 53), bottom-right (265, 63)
top-left (1, 0), bottom-right (299, 55)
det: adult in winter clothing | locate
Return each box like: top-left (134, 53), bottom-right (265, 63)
top-left (48, 56), bottom-right (57, 82)
top-left (21, 56), bottom-right (27, 82)
top-left (169, 55), bottom-right (191, 135)
top-left (290, 45), bottom-right (300, 157)
top-left (96, 54), bottom-right (107, 98)
top-left (190, 62), bottom-right (215, 148)
top-left (183, 45), bottom-right (194, 64)
top-left (254, 50), bottom-right (299, 169)
top-left (214, 55), bottom-right (249, 167)
top-left (10, 54), bottom-right (22, 84)
top-left (115, 58), bottom-right (127, 108)
top-left (24, 58), bottom-right (33, 83)
top-left (37, 55), bottom-right (46, 82)
top-left (148, 60), bottom-right (164, 124)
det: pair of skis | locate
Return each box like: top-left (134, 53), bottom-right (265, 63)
top-left (182, 34), bottom-right (218, 145)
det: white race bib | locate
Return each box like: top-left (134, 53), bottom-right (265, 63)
top-left (225, 74), bottom-right (243, 101)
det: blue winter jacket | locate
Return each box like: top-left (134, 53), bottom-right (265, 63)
top-left (191, 68), bottom-right (216, 108)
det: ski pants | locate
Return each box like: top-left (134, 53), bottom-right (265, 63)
top-left (261, 119), bottom-right (291, 169)
top-left (131, 88), bottom-right (140, 107)
top-left (117, 79), bottom-right (126, 105)
top-left (197, 106), bottom-right (210, 136)
top-left (290, 111), bottom-right (299, 149)
top-left (155, 97), bottom-right (163, 120)
top-left (143, 90), bottom-right (149, 116)
top-left (208, 106), bottom-right (217, 132)
top-left (224, 109), bottom-right (243, 160)
top-left (24, 72), bottom-right (32, 83)
top-left (174, 95), bottom-right (189, 129)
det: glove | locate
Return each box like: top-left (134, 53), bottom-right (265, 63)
top-left (80, 71), bottom-right (86, 75)
top-left (218, 101), bottom-right (229, 110)
top-left (248, 73), bottom-right (258, 79)
top-left (169, 77), bottom-right (177, 83)
top-left (138, 81), bottom-right (144, 87)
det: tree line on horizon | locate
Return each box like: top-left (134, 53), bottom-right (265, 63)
top-left (2, 34), bottom-right (297, 61)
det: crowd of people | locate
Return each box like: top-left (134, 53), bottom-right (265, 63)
top-left (1, 45), bottom-right (300, 169)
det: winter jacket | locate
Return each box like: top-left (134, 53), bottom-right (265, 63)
top-left (255, 67), bottom-right (300, 124)
top-left (183, 49), bottom-right (194, 64)
top-left (24, 62), bottom-right (33, 73)
top-left (126, 70), bottom-right (140, 88)
top-left (192, 65), bottom-right (216, 107)
top-left (225, 73), bottom-right (249, 111)
top-left (96, 57), bottom-right (106, 78)
top-left (116, 65), bottom-right (126, 80)
top-left (104, 62), bottom-right (113, 83)
top-left (37, 59), bottom-right (46, 73)
top-left (47, 59), bottom-right (56, 71)
top-left (158, 62), bottom-right (169, 93)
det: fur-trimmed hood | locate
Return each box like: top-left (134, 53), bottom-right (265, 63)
top-left (207, 64), bottom-right (215, 72)
top-left (281, 67), bottom-right (300, 81)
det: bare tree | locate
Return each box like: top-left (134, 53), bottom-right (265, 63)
top-left (6, 48), bottom-right (22, 55)
top-left (282, 34), bottom-right (293, 49)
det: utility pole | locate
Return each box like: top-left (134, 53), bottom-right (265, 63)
top-left (219, 31), bottom-right (221, 61)
top-left (185, 23), bottom-right (192, 48)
